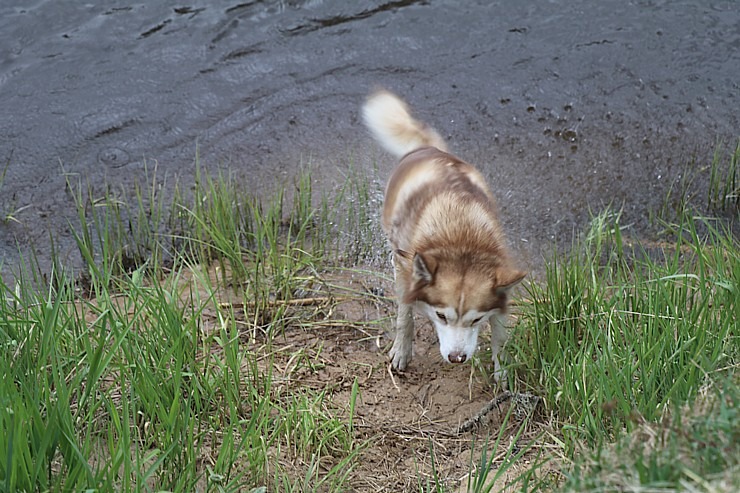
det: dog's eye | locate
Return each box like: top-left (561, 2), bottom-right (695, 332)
top-left (472, 317), bottom-right (483, 325)
top-left (435, 311), bottom-right (447, 322)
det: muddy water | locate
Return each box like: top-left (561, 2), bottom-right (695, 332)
top-left (1, 0), bottom-right (738, 280)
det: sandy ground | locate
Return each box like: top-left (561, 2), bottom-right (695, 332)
top-left (206, 267), bottom-right (554, 491)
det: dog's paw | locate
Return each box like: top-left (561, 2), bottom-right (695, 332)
top-left (389, 340), bottom-right (412, 371)
top-left (493, 357), bottom-right (509, 389)
top-left (493, 367), bottom-right (509, 390)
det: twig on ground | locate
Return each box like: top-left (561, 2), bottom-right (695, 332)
top-left (456, 391), bottom-right (513, 434)
top-left (456, 391), bottom-right (543, 435)
top-left (219, 296), bottom-right (344, 309)
top-left (387, 363), bottom-right (400, 392)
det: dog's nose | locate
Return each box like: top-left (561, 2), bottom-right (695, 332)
top-left (448, 351), bottom-right (467, 363)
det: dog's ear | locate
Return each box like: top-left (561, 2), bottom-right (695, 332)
top-left (395, 249), bottom-right (411, 260)
top-left (492, 267), bottom-right (526, 311)
top-left (496, 268), bottom-right (526, 293)
top-left (403, 253), bottom-right (436, 303)
top-left (412, 253), bottom-right (435, 284)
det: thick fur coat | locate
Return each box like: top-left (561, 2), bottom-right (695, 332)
top-left (363, 90), bottom-right (525, 383)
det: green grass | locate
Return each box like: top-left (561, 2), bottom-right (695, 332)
top-left (0, 157), bottom-right (31, 224)
top-left (0, 144), bottom-right (738, 492)
top-left (464, 408), bottom-right (546, 493)
top-left (506, 207), bottom-right (738, 491)
top-left (708, 139), bottom-right (739, 212)
top-left (1, 163), bottom-right (375, 492)
top-left (561, 376), bottom-right (739, 492)
top-left (511, 210), bottom-right (738, 448)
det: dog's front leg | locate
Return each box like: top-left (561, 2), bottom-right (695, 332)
top-left (490, 313), bottom-right (509, 387)
top-left (389, 300), bottom-right (414, 370)
top-left (389, 255), bottom-right (414, 370)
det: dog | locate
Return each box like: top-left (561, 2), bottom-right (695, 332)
top-left (362, 89), bottom-right (525, 384)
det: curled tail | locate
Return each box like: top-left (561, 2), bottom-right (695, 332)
top-left (362, 90), bottom-right (447, 157)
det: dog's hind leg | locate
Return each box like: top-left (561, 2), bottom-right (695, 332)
top-left (490, 313), bottom-right (509, 388)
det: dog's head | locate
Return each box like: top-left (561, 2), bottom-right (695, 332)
top-left (403, 251), bottom-right (525, 364)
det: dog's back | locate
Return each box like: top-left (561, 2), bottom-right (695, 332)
top-left (362, 91), bottom-right (500, 253)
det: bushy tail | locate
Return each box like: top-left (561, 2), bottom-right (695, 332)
top-left (362, 90), bottom-right (447, 157)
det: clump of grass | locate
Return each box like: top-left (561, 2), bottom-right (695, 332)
top-left (1, 270), bottom-right (229, 491)
top-left (271, 381), bottom-right (361, 492)
top-left (66, 161), bottom-right (173, 297)
top-left (561, 376), bottom-right (739, 492)
top-left (0, 162), bottom-right (377, 491)
top-left (708, 139), bottom-right (739, 212)
top-left (0, 156), bottom-right (34, 224)
top-left (66, 158), bottom-right (385, 333)
top-left (464, 409), bottom-right (548, 493)
top-left (322, 163), bottom-right (386, 266)
top-left (0, 254), bottom-right (362, 491)
top-left (415, 400), bottom-right (550, 493)
top-left (656, 139), bottom-right (739, 227)
top-left (511, 209), bottom-right (737, 451)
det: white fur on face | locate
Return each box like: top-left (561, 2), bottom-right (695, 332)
top-left (418, 302), bottom-right (492, 363)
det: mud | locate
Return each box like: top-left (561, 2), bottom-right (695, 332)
top-left (1, 0), bottom-right (739, 279)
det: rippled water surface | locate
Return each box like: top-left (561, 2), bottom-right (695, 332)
top-left (1, 0), bottom-right (738, 278)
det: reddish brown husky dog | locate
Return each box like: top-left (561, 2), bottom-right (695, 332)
top-left (363, 90), bottom-right (525, 384)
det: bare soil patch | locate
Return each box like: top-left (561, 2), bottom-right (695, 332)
top-left (206, 267), bottom-right (553, 491)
